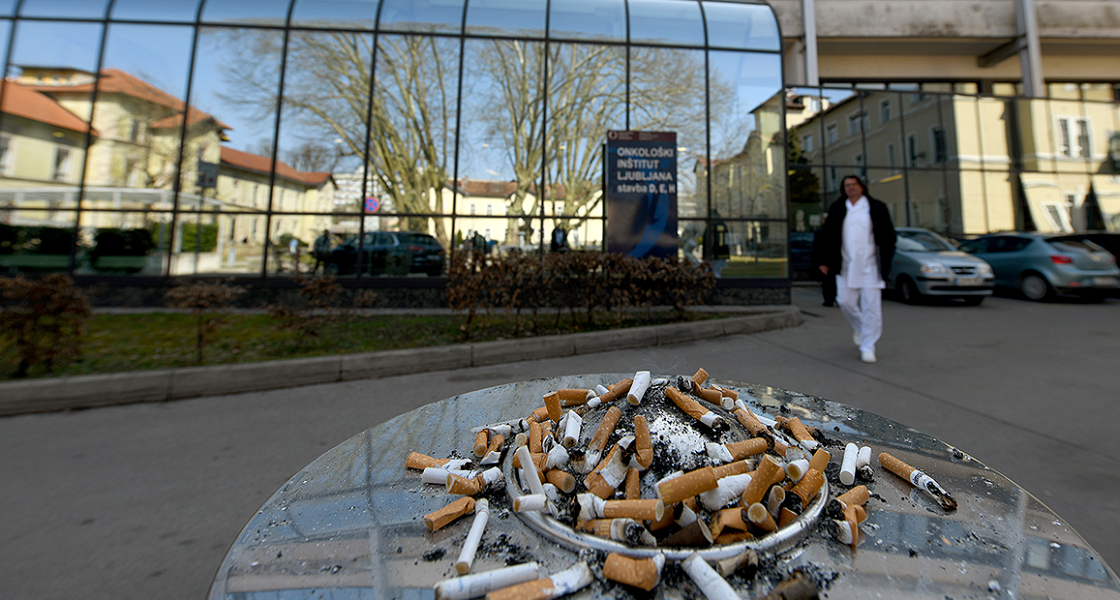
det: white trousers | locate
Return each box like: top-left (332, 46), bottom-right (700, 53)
top-left (836, 281), bottom-right (882, 354)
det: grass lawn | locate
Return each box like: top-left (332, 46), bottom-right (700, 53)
top-left (0, 309), bottom-right (728, 381)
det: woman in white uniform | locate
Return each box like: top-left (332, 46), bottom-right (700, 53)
top-left (817, 175), bottom-right (896, 363)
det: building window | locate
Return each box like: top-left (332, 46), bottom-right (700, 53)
top-left (886, 142), bottom-right (897, 170)
top-left (1057, 117), bottom-right (1091, 158)
top-left (802, 133), bottom-right (814, 152)
top-left (932, 127), bottom-right (947, 163)
top-left (53, 147), bottom-right (72, 182)
top-left (0, 135), bottom-right (12, 175)
top-left (854, 153), bottom-right (866, 179)
top-left (880, 99), bottom-right (891, 123)
top-left (826, 123), bottom-right (839, 145)
top-left (847, 111), bottom-right (868, 136)
top-left (486, 204), bottom-right (493, 216)
top-left (129, 118), bottom-right (141, 143)
top-left (907, 134), bottom-right (919, 165)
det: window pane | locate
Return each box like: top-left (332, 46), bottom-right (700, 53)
top-left (290, 0), bottom-right (379, 29)
top-left (76, 210), bottom-right (169, 274)
top-left (200, 0), bottom-right (292, 26)
top-left (707, 51), bottom-right (784, 219)
top-left (0, 0), bottom-right (14, 16)
top-left (861, 91), bottom-right (902, 170)
top-left (628, 0), bottom-right (704, 48)
top-left (546, 43), bottom-right (625, 225)
top-left (0, 207), bottom-right (79, 274)
top-left (718, 220), bottom-right (787, 278)
top-left (460, 38), bottom-right (544, 247)
top-left (548, 0), bottom-right (625, 42)
top-left (111, 0), bottom-right (202, 22)
top-left (703, 1), bottom-right (780, 51)
top-left (464, 0), bottom-right (546, 38)
top-left (377, 0), bottom-right (464, 34)
top-left (19, 0), bottom-right (108, 19)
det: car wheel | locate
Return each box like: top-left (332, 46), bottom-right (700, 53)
top-left (1019, 272), bottom-right (1052, 301)
top-left (897, 277), bottom-right (921, 304)
top-left (960, 296), bottom-right (984, 306)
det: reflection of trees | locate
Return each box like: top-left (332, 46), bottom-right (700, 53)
top-left (471, 42), bottom-right (718, 242)
top-left (215, 30), bottom-right (456, 244)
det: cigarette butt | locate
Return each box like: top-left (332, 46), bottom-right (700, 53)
top-left (829, 518), bottom-right (859, 547)
top-left (658, 466), bottom-right (719, 506)
top-left (474, 429), bottom-right (490, 458)
top-left (715, 548), bottom-right (758, 578)
top-left (713, 530), bottom-right (754, 545)
top-left (809, 448), bottom-right (831, 473)
top-left (712, 385), bottom-right (738, 401)
top-left (406, 452), bottom-right (450, 470)
top-left (624, 468), bottom-right (641, 499)
top-left (766, 485), bottom-right (786, 517)
top-left (773, 441), bottom-right (788, 457)
top-left (790, 468), bottom-right (824, 506)
top-left (422, 467), bottom-right (471, 484)
top-left (435, 563), bottom-right (540, 600)
top-left (878, 451), bottom-right (915, 480)
top-left (545, 469), bottom-right (576, 494)
top-left (588, 406), bottom-right (622, 454)
top-left (741, 454), bottom-right (783, 506)
top-left (726, 438), bottom-right (768, 461)
top-left (632, 415), bottom-right (653, 469)
top-left (514, 432), bottom-right (528, 448)
top-left (528, 421), bottom-right (543, 453)
top-left (682, 552), bottom-right (738, 600)
top-left (447, 473), bottom-right (485, 496)
top-left (732, 407), bottom-right (769, 437)
top-left (628, 371), bottom-right (652, 405)
top-left (513, 493), bottom-right (548, 513)
top-left (785, 459), bottom-right (811, 482)
top-left (598, 378), bottom-right (633, 404)
top-left (455, 498), bottom-right (490, 574)
top-left (764, 571), bottom-right (819, 600)
top-left (836, 485), bottom-right (869, 509)
top-left (424, 496), bottom-right (475, 532)
top-left (665, 387), bottom-right (727, 431)
top-left (840, 443), bottom-right (858, 486)
top-left (527, 406), bottom-right (550, 423)
top-left (698, 387), bottom-right (723, 406)
top-left (747, 502), bottom-right (777, 532)
top-left (562, 410), bottom-right (582, 449)
top-left (777, 507), bottom-right (798, 528)
top-left (486, 434), bottom-right (505, 456)
top-left (710, 506), bottom-right (749, 538)
top-left (699, 473), bottom-right (752, 511)
top-left (712, 459), bottom-right (753, 479)
top-left (603, 498), bottom-right (665, 522)
top-left (603, 552), bottom-right (665, 591)
top-left (486, 562), bottom-right (593, 600)
top-left (543, 392), bottom-right (562, 424)
top-left (690, 367), bottom-right (709, 386)
top-left (852, 504), bottom-right (867, 524)
top-left (663, 518), bottom-right (714, 547)
top-left (556, 388), bottom-right (591, 406)
top-left (515, 446), bottom-right (546, 496)
top-left (584, 472), bottom-right (616, 499)
top-left (511, 450), bottom-right (546, 471)
top-left (648, 500), bottom-right (678, 531)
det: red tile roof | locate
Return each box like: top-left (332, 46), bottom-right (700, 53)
top-left (220, 146), bottom-right (333, 187)
top-left (0, 79), bottom-right (95, 134)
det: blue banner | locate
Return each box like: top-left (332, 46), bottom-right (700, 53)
top-left (605, 131), bottom-right (678, 258)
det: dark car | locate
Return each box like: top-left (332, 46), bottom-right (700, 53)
top-left (1047, 232), bottom-right (1120, 262)
top-left (958, 232), bottom-right (1119, 301)
top-left (789, 231), bottom-right (816, 278)
top-left (325, 231), bottom-right (445, 276)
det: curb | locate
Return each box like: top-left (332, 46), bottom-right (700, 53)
top-left (0, 306), bottom-right (802, 417)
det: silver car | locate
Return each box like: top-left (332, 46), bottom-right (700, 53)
top-left (958, 232), bottom-right (1120, 301)
top-left (887, 227), bottom-right (995, 305)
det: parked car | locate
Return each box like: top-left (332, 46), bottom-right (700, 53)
top-left (957, 232), bottom-right (1120, 301)
top-left (886, 227), bottom-right (994, 305)
top-left (325, 231), bottom-right (445, 276)
top-left (1047, 232), bottom-right (1120, 262)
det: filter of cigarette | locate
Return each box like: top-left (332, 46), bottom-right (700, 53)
top-left (856, 446), bottom-right (874, 481)
top-left (625, 468), bottom-right (641, 500)
top-left (631, 415), bottom-right (653, 470)
top-left (406, 452), bottom-right (455, 471)
top-left (682, 552), bottom-right (740, 600)
top-left (690, 367), bottom-right (709, 386)
top-left (474, 429), bottom-right (490, 458)
top-left (747, 502), bottom-right (778, 532)
top-left (663, 518), bottom-right (714, 547)
top-left (528, 421), bottom-right (543, 453)
top-left (555, 388), bottom-right (591, 406)
top-left (589, 378), bottom-right (633, 408)
top-left (603, 552), bottom-right (665, 591)
top-left (827, 484), bottom-right (869, 520)
top-left (455, 498), bottom-right (490, 574)
top-left (740, 454), bottom-right (783, 506)
top-left (665, 387), bottom-right (727, 431)
top-left (785, 458), bottom-right (810, 482)
top-left (780, 416), bottom-right (818, 450)
top-left (708, 506), bottom-right (749, 538)
top-left (699, 472), bottom-right (752, 511)
top-left (766, 485), bottom-right (786, 518)
top-left (879, 451), bottom-right (957, 511)
top-left (658, 466), bottom-right (719, 506)
top-left (712, 459), bottom-right (753, 480)
top-left (434, 562), bottom-right (541, 600)
top-left (424, 496), bottom-right (475, 532)
top-left (542, 392), bottom-right (563, 424)
top-left (529, 406), bottom-right (550, 423)
top-left (485, 562), bottom-right (594, 600)
top-left (584, 405), bottom-right (621, 466)
top-left (422, 467), bottom-right (472, 485)
top-left (840, 442), bottom-right (859, 486)
top-left (715, 548), bottom-right (758, 578)
top-left (783, 468), bottom-right (824, 514)
top-left (627, 371), bottom-right (652, 405)
top-left (544, 469), bottom-right (576, 494)
top-left (576, 495), bottom-right (664, 522)
top-left (712, 384), bottom-right (739, 402)
top-left (577, 518), bottom-right (657, 546)
top-left (731, 406), bottom-right (770, 438)
top-left (562, 410), bottom-right (582, 449)
top-left (515, 446), bottom-right (547, 496)
top-left (447, 473), bottom-right (485, 496)
top-left (809, 448), bottom-right (831, 473)
top-left (514, 493), bottom-right (549, 513)
top-left (545, 445), bottom-right (569, 471)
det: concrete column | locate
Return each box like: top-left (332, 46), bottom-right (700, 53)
top-left (1017, 0), bottom-right (1044, 97)
top-left (802, 0), bottom-right (819, 86)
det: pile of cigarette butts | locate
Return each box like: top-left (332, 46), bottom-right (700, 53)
top-left (406, 369), bottom-right (958, 600)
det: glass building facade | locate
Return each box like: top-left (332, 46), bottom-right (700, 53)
top-left (0, 0), bottom-right (790, 290)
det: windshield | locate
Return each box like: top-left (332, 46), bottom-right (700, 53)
top-left (897, 230), bottom-right (955, 252)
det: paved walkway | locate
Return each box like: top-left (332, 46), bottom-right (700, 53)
top-left (2, 286), bottom-right (1118, 600)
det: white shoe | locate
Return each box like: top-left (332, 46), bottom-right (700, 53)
top-left (861, 350), bottom-right (877, 363)
top-left (853, 331), bottom-right (861, 346)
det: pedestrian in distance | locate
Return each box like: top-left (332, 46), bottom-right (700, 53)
top-left (811, 213), bottom-right (837, 307)
top-left (312, 229), bottom-right (332, 273)
top-left (817, 175), bottom-right (896, 363)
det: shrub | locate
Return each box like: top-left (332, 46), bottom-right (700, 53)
top-left (0, 274), bottom-right (91, 377)
top-left (164, 279), bottom-right (246, 364)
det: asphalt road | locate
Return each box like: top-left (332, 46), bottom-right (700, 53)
top-left (2, 286), bottom-right (1118, 599)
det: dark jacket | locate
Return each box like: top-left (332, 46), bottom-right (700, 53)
top-left (818, 195), bottom-right (896, 282)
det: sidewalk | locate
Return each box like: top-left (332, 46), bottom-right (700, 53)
top-left (2, 286), bottom-right (1118, 600)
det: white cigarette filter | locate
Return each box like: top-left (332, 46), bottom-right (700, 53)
top-left (443, 458), bottom-right (473, 471)
top-left (486, 562), bottom-right (594, 600)
top-left (594, 384), bottom-right (610, 397)
top-left (562, 410), bottom-right (582, 449)
top-left (577, 493), bottom-right (604, 521)
top-left (706, 442), bottom-right (734, 464)
top-left (515, 446), bottom-right (546, 496)
top-left (545, 445), bottom-right (570, 470)
top-left (682, 552), bottom-right (740, 600)
top-left (456, 499), bottom-right (490, 574)
top-left (480, 451), bottom-right (501, 466)
top-left (628, 371), bottom-right (652, 405)
top-left (603, 552), bottom-right (666, 592)
top-left (422, 467), bottom-right (472, 485)
top-left (856, 446), bottom-right (872, 469)
top-left (514, 493), bottom-right (549, 513)
top-left (699, 473), bottom-right (753, 511)
top-left (785, 459), bottom-right (811, 483)
top-left (840, 443), bottom-right (859, 486)
top-left (434, 562), bottom-right (541, 600)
